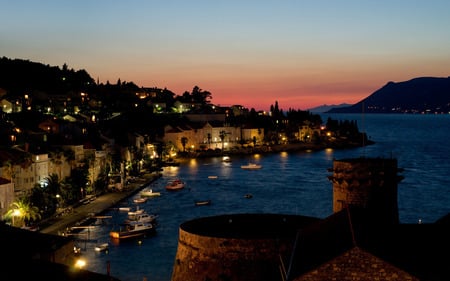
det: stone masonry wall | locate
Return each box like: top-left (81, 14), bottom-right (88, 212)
top-left (329, 158), bottom-right (402, 224)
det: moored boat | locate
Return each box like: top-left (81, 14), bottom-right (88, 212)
top-left (94, 242), bottom-right (109, 252)
top-left (222, 155), bottom-right (231, 162)
top-left (194, 199), bottom-right (212, 206)
top-left (109, 221), bottom-right (155, 240)
top-left (140, 189), bottom-right (161, 197)
top-left (128, 207), bottom-right (145, 217)
top-left (133, 197), bottom-right (148, 204)
top-left (126, 212), bottom-right (158, 224)
top-left (241, 163), bottom-right (262, 170)
top-left (165, 179), bottom-right (185, 191)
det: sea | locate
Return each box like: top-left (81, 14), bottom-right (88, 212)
top-left (79, 113), bottom-right (450, 281)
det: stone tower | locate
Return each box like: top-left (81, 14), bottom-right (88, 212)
top-left (328, 157), bottom-right (404, 224)
top-left (170, 214), bottom-right (319, 281)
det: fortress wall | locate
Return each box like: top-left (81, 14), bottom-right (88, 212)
top-left (171, 214), bottom-right (318, 281)
top-left (329, 157), bottom-right (403, 224)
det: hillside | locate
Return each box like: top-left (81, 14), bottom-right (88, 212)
top-left (327, 77), bottom-right (450, 114)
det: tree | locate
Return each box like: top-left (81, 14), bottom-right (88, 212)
top-left (207, 133), bottom-right (212, 148)
top-left (42, 173), bottom-right (62, 210)
top-left (181, 137), bottom-right (188, 152)
top-left (5, 200), bottom-right (41, 227)
top-left (219, 131), bottom-right (228, 151)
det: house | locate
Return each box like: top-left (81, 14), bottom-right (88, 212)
top-left (0, 177), bottom-right (14, 220)
top-left (163, 120), bottom-right (265, 152)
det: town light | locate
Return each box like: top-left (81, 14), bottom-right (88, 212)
top-left (12, 209), bottom-right (21, 227)
top-left (75, 258), bottom-right (86, 269)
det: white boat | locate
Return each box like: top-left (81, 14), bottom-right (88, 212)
top-left (208, 175), bottom-right (218, 179)
top-left (241, 163), bottom-right (262, 170)
top-left (118, 207), bottom-right (132, 212)
top-left (126, 212), bottom-right (158, 224)
top-left (94, 243), bottom-right (109, 252)
top-left (222, 155), bottom-right (231, 162)
top-left (140, 189), bottom-right (161, 197)
top-left (109, 221), bottom-right (155, 240)
top-left (128, 208), bottom-right (145, 217)
top-left (194, 199), bottom-right (212, 206)
top-left (133, 197), bottom-right (148, 204)
top-left (165, 179), bottom-right (185, 191)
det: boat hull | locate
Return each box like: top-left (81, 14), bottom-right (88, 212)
top-left (109, 222), bottom-right (155, 240)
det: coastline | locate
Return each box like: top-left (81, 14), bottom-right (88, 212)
top-left (179, 139), bottom-right (374, 159)
top-left (38, 138), bottom-right (371, 236)
top-left (39, 172), bottom-right (162, 236)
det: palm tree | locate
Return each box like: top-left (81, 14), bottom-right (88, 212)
top-left (181, 137), bottom-right (188, 152)
top-left (5, 200), bottom-right (41, 227)
top-left (219, 131), bottom-right (228, 151)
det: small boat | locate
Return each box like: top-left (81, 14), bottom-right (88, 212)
top-left (133, 197), bottom-right (148, 204)
top-left (109, 221), bottom-right (155, 240)
top-left (140, 189), bottom-right (161, 197)
top-left (126, 212), bottom-right (158, 224)
top-left (208, 175), bottom-right (218, 179)
top-left (165, 179), bottom-right (185, 191)
top-left (222, 155), bottom-right (231, 162)
top-left (244, 193), bottom-right (253, 199)
top-left (194, 199), bottom-right (212, 206)
top-left (118, 207), bottom-right (132, 212)
top-left (94, 243), bottom-right (109, 252)
top-left (128, 208), bottom-right (145, 217)
top-left (241, 163), bottom-right (262, 170)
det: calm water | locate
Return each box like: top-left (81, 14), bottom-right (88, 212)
top-left (80, 113), bottom-right (450, 281)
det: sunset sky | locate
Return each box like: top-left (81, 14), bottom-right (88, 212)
top-left (1, 1), bottom-right (449, 111)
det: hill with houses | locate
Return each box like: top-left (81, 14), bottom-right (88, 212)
top-left (0, 57), bottom-right (369, 228)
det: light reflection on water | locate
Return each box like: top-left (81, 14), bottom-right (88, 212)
top-left (80, 114), bottom-right (450, 281)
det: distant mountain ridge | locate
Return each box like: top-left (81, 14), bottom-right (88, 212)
top-left (327, 77), bottom-right (450, 114)
top-left (308, 103), bottom-right (352, 113)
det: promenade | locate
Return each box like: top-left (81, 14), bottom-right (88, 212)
top-left (39, 172), bottom-right (161, 236)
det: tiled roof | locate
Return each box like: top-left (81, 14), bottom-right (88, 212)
top-left (288, 206), bottom-right (450, 281)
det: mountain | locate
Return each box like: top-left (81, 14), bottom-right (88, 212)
top-left (327, 77), bottom-right (450, 113)
top-left (308, 103), bottom-right (353, 113)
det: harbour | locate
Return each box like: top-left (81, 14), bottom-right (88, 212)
top-left (74, 113), bottom-right (450, 281)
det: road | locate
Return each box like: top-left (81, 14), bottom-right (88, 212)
top-left (39, 173), bottom-right (161, 236)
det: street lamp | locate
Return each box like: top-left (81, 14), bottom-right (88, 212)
top-left (12, 209), bottom-right (21, 227)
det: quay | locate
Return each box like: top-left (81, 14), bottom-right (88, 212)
top-left (39, 172), bottom-right (161, 236)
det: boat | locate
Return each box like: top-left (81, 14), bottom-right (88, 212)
top-left (128, 208), bottom-right (145, 217)
top-left (194, 199), bottom-right (211, 206)
top-left (222, 155), bottom-right (231, 162)
top-left (94, 243), bottom-right (109, 252)
top-left (165, 179), bottom-right (185, 191)
top-left (118, 207), bottom-right (132, 212)
top-left (208, 175), bottom-right (218, 179)
top-left (126, 212), bottom-right (158, 224)
top-left (133, 197), bottom-right (148, 204)
top-left (244, 193), bottom-right (253, 199)
top-left (109, 221), bottom-right (155, 240)
top-left (140, 189), bottom-right (161, 197)
top-left (241, 163), bottom-right (262, 170)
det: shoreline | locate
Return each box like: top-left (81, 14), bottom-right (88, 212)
top-left (178, 139), bottom-right (374, 159)
top-left (39, 173), bottom-right (162, 236)
top-left (38, 139), bottom-right (371, 236)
